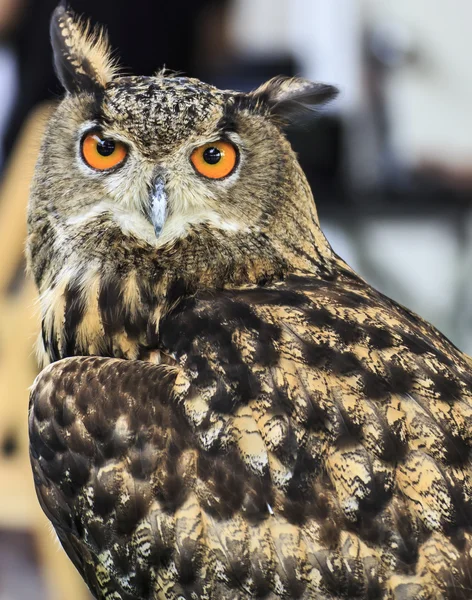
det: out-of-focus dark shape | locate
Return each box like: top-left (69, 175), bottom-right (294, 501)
top-left (0, 0), bottom-right (25, 37)
top-left (415, 160), bottom-right (472, 192)
top-left (363, 21), bottom-right (420, 192)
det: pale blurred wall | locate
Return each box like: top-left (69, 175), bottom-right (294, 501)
top-left (288, 0), bottom-right (364, 113)
top-left (364, 0), bottom-right (472, 167)
top-left (229, 0), bottom-right (291, 56)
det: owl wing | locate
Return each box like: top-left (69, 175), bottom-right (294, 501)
top-left (30, 271), bottom-right (472, 599)
top-left (29, 358), bottom-right (192, 599)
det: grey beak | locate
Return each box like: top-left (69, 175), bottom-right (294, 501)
top-left (149, 176), bottom-right (167, 238)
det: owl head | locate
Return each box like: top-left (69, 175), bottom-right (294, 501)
top-left (27, 5), bottom-right (338, 293)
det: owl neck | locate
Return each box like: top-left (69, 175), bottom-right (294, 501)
top-left (33, 209), bottom-right (339, 365)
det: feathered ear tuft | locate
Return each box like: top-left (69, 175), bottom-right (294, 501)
top-left (250, 76), bottom-right (338, 121)
top-left (50, 3), bottom-right (119, 94)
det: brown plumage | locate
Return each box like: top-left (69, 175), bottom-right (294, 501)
top-left (27, 5), bottom-right (472, 600)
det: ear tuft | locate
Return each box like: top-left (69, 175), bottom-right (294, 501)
top-left (50, 3), bottom-right (119, 94)
top-left (250, 76), bottom-right (338, 121)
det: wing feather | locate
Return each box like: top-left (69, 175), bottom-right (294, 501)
top-left (30, 271), bottom-right (472, 598)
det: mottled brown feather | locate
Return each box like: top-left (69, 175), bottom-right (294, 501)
top-left (27, 7), bottom-right (472, 600)
top-left (30, 269), bottom-right (472, 599)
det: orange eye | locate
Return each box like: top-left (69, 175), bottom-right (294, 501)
top-left (81, 131), bottom-right (127, 171)
top-left (190, 140), bottom-right (238, 179)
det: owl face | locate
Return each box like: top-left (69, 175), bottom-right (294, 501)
top-left (28, 6), bottom-right (337, 292)
top-left (45, 74), bottom-right (285, 247)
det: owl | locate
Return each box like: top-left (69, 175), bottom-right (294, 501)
top-left (27, 5), bottom-right (472, 600)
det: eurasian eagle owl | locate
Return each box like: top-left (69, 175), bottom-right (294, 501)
top-left (27, 5), bottom-right (472, 600)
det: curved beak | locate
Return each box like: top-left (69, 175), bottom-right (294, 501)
top-left (149, 175), bottom-right (168, 238)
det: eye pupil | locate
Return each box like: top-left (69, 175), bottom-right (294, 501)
top-left (203, 146), bottom-right (221, 165)
top-left (97, 139), bottom-right (116, 157)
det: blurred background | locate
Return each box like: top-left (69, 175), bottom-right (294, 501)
top-left (0, 0), bottom-right (471, 598)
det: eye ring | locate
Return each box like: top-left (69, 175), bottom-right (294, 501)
top-left (190, 140), bottom-right (238, 179)
top-left (81, 130), bottom-right (128, 171)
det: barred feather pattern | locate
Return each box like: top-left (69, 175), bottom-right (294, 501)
top-left (29, 269), bottom-right (472, 599)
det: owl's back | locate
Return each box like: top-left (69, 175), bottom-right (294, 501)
top-left (30, 268), bottom-right (472, 599)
